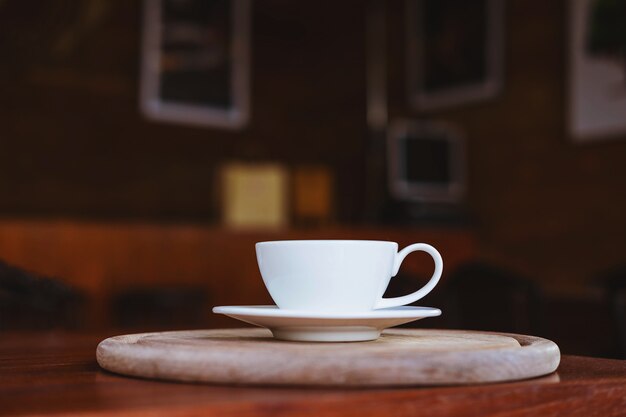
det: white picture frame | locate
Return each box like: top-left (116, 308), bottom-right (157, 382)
top-left (140, 0), bottom-right (250, 129)
top-left (407, 0), bottom-right (504, 110)
top-left (568, 0), bottom-right (626, 142)
top-left (387, 120), bottom-right (466, 203)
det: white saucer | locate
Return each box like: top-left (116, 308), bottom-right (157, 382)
top-left (212, 305), bottom-right (441, 342)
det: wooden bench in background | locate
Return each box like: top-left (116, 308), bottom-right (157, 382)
top-left (0, 219), bottom-right (476, 329)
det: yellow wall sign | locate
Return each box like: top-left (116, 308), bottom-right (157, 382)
top-left (220, 163), bottom-right (289, 229)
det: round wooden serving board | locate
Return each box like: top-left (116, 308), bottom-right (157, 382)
top-left (97, 328), bottom-right (560, 387)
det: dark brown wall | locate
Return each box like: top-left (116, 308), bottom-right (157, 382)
top-left (0, 0), bottom-right (625, 292)
top-left (0, 0), bottom-right (367, 221)
top-left (388, 0), bottom-right (626, 291)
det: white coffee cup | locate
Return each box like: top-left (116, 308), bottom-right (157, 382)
top-left (255, 240), bottom-right (443, 313)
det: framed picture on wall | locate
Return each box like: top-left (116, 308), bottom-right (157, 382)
top-left (406, 0), bottom-right (504, 110)
top-left (140, 0), bottom-right (250, 129)
top-left (387, 120), bottom-right (466, 203)
top-left (569, 0), bottom-right (626, 142)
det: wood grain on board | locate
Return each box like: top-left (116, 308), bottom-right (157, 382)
top-left (2, 331), bottom-right (625, 417)
top-left (97, 328), bottom-right (560, 386)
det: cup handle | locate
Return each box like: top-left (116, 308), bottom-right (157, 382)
top-left (374, 243), bottom-right (443, 309)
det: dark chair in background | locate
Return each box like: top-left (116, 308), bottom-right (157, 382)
top-left (111, 286), bottom-right (209, 330)
top-left (0, 260), bottom-right (84, 330)
top-left (442, 261), bottom-right (543, 335)
top-left (596, 264), bottom-right (626, 359)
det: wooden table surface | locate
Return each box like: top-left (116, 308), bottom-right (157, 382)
top-left (1, 331), bottom-right (626, 417)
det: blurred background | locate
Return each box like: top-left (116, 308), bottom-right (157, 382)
top-left (0, 0), bottom-right (625, 358)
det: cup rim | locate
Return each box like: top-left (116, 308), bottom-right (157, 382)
top-left (256, 239), bottom-right (398, 246)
